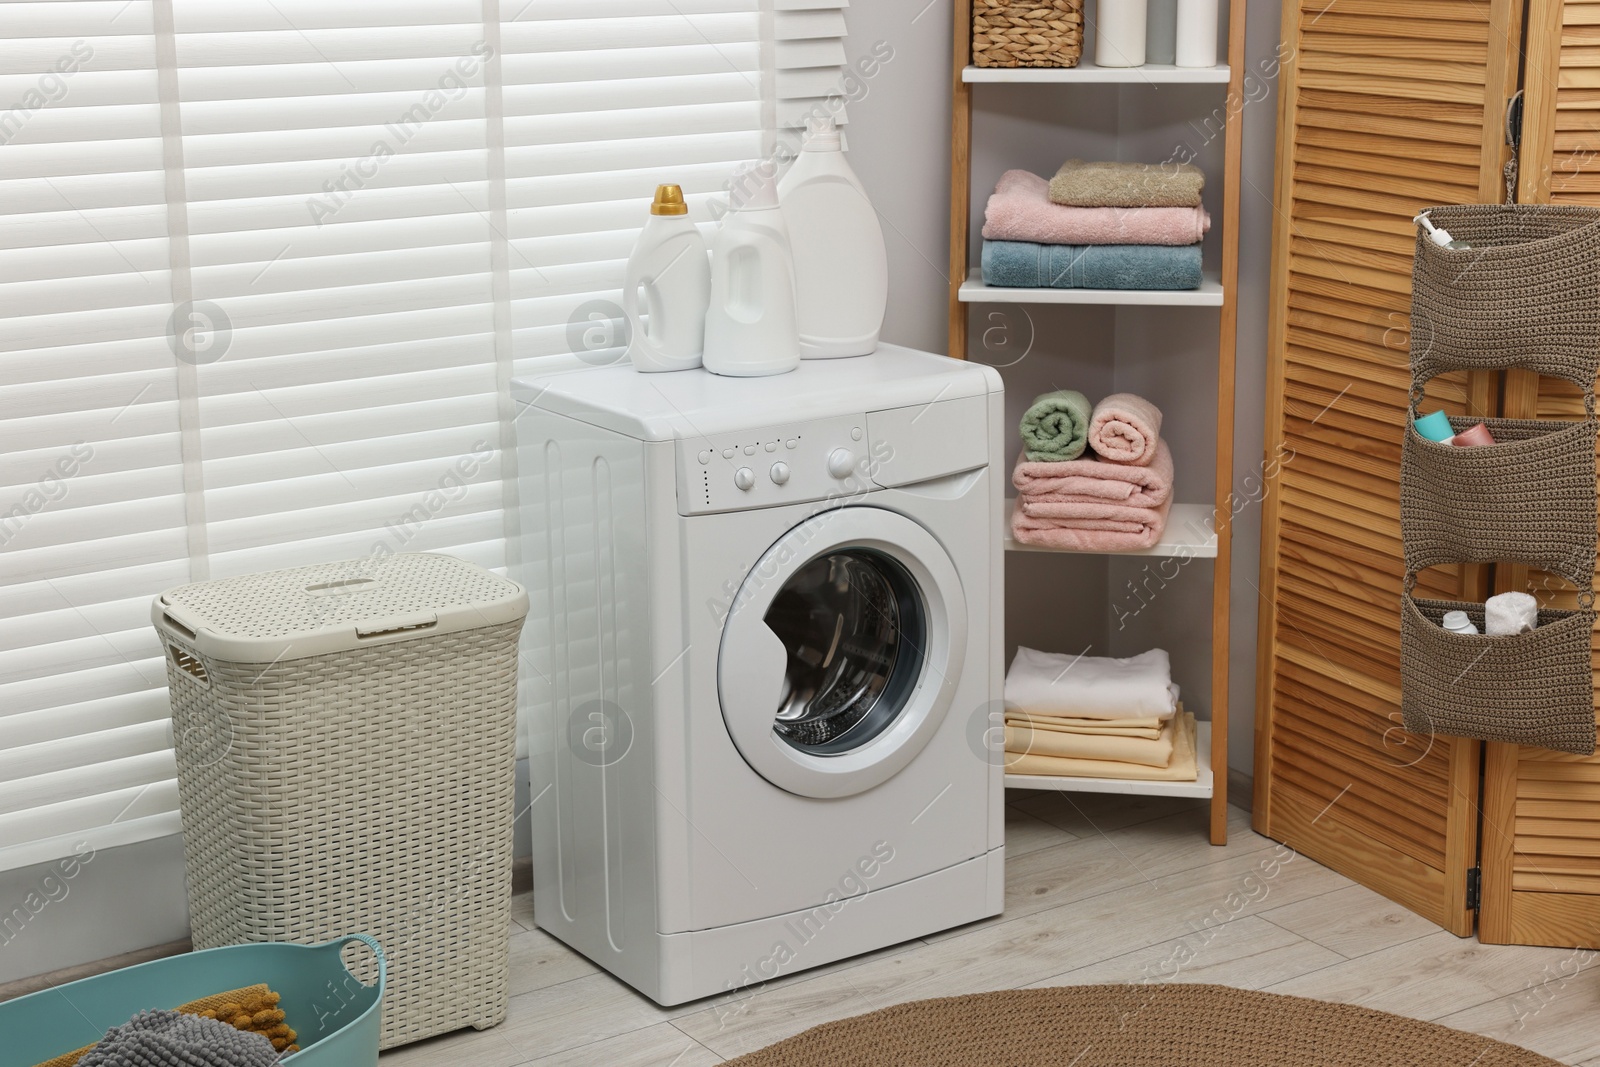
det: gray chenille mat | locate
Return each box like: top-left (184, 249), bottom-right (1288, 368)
top-left (78, 1009), bottom-right (281, 1067)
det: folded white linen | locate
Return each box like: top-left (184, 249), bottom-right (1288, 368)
top-left (1003, 646), bottom-right (1177, 720)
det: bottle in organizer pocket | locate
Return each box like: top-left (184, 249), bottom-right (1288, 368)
top-left (702, 161), bottom-right (801, 377)
top-left (622, 184), bottom-right (711, 373)
top-left (1095, 0), bottom-right (1147, 67)
top-left (1175, 0), bottom-right (1220, 68)
top-left (1441, 610), bottom-right (1479, 636)
top-left (777, 116), bottom-right (888, 358)
top-left (1450, 421), bottom-right (1496, 447)
top-left (1413, 409), bottom-right (1455, 442)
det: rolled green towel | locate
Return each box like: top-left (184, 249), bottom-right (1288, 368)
top-left (1020, 390), bottom-right (1092, 462)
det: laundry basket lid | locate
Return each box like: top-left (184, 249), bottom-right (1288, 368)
top-left (151, 552), bottom-right (528, 664)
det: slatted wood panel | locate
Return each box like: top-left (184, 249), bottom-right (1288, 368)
top-left (1256, 0), bottom-right (1522, 936)
top-left (1483, 2), bottom-right (1600, 944)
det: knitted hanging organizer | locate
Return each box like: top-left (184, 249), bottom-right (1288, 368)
top-left (1398, 205), bottom-right (1600, 755)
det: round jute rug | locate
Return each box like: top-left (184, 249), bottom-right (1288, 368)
top-left (722, 983), bottom-right (1561, 1066)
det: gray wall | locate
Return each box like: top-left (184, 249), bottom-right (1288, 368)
top-left (842, 0), bottom-right (1284, 775)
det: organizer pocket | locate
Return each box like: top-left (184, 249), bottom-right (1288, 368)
top-left (1410, 204), bottom-right (1600, 390)
top-left (1400, 594), bottom-right (1596, 755)
top-left (1400, 416), bottom-right (1598, 587)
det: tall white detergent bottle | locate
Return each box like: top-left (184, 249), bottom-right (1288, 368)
top-left (702, 162), bottom-right (801, 377)
top-left (777, 117), bottom-right (888, 358)
top-left (622, 184), bottom-right (711, 372)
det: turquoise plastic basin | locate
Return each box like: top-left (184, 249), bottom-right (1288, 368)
top-left (0, 935), bottom-right (384, 1067)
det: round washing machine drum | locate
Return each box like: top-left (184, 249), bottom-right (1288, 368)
top-left (718, 507), bottom-right (968, 799)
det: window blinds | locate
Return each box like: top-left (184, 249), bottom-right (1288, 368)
top-left (0, 0), bottom-right (848, 873)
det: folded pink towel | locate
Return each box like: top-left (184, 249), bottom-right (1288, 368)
top-left (982, 170), bottom-right (1210, 247)
top-left (1088, 393), bottom-right (1164, 466)
top-left (1011, 495), bottom-right (1174, 551)
top-left (1012, 440), bottom-right (1173, 508)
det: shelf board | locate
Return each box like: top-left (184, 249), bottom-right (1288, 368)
top-left (964, 63), bottom-right (1231, 84)
top-left (1004, 500), bottom-right (1219, 559)
top-left (959, 269), bottom-right (1224, 307)
top-left (1004, 722), bottom-right (1215, 798)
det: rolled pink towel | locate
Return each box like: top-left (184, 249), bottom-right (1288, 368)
top-left (1012, 440), bottom-right (1173, 508)
top-left (1011, 495), bottom-right (1174, 551)
top-left (982, 170), bottom-right (1210, 247)
top-left (1088, 393), bottom-right (1164, 466)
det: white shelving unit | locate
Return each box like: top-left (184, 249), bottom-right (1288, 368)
top-left (963, 63), bottom-right (1231, 84)
top-left (1004, 722), bottom-right (1215, 798)
top-left (950, 3), bottom-right (1247, 843)
top-left (960, 270), bottom-right (1225, 307)
top-left (1003, 501), bottom-right (1219, 558)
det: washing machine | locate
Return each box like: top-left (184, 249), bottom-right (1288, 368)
top-left (513, 344), bottom-right (1005, 1006)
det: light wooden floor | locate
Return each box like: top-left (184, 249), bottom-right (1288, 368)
top-left (384, 793), bottom-right (1600, 1066)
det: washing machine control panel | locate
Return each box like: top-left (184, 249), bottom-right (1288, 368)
top-left (676, 412), bottom-right (881, 515)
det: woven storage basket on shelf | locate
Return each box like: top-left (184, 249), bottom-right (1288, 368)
top-left (1400, 595), bottom-right (1597, 755)
top-left (1410, 204), bottom-right (1600, 389)
top-left (972, 0), bottom-right (1083, 68)
top-left (1401, 415), bottom-right (1599, 586)
top-left (153, 553), bottom-right (528, 1050)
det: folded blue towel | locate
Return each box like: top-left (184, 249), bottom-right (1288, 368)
top-left (981, 240), bottom-right (1204, 291)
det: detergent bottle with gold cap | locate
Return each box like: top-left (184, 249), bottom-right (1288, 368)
top-left (622, 183), bottom-right (712, 372)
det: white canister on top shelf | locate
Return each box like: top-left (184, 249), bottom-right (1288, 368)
top-left (1095, 0), bottom-right (1147, 68)
top-left (1175, 0), bottom-right (1220, 67)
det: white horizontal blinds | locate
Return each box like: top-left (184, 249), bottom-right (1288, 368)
top-left (171, 0), bottom-right (506, 578)
top-left (0, 2), bottom-right (191, 871)
top-left (773, 0), bottom-right (848, 135)
top-left (500, 0), bottom-right (763, 372)
top-left (0, 0), bottom-right (812, 873)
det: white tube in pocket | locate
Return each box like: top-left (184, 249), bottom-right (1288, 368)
top-left (1175, 0), bottom-right (1220, 68)
top-left (1095, 0), bottom-right (1147, 67)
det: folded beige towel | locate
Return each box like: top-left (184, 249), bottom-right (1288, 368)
top-left (1049, 159), bottom-right (1206, 209)
top-left (1007, 712), bottom-right (1198, 781)
top-left (1005, 713), bottom-right (1176, 767)
top-left (1004, 711), bottom-right (1165, 739)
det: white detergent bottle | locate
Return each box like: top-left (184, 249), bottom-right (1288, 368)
top-left (623, 184), bottom-right (711, 372)
top-left (702, 162), bottom-right (801, 377)
top-left (777, 117), bottom-right (888, 358)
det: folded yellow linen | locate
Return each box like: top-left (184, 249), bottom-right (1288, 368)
top-left (1005, 712), bottom-right (1175, 767)
top-left (1004, 710), bottom-right (1164, 740)
top-left (1006, 712), bottom-right (1197, 781)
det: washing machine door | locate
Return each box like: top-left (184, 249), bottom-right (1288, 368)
top-left (718, 506), bottom-right (968, 799)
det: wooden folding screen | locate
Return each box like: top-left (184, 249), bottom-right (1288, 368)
top-left (1255, 0), bottom-right (1523, 937)
top-left (1477, 0), bottom-right (1600, 949)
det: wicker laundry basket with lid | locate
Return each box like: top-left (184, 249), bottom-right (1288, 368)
top-left (153, 553), bottom-right (528, 1049)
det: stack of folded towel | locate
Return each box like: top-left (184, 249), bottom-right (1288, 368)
top-left (1003, 647), bottom-right (1198, 782)
top-left (981, 161), bottom-right (1208, 291)
top-left (1012, 390), bottom-right (1173, 551)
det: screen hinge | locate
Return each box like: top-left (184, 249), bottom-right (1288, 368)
top-left (1466, 866), bottom-right (1482, 911)
top-left (1504, 90), bottom-right (1524, 203)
